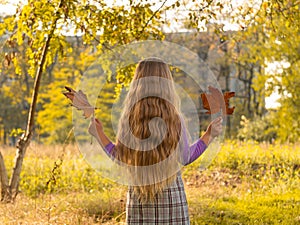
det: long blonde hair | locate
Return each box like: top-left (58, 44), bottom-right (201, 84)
top-left (113, 58), bottom-right (182, 202)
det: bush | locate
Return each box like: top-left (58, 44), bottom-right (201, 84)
top-left (237, 113), bottom-right (277, 143)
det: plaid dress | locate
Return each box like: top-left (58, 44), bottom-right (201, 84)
top-left (126, 174), bottom-right (190, 225)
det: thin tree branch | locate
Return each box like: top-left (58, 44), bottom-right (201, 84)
top-left (136, 0), bottom-right (168, 40)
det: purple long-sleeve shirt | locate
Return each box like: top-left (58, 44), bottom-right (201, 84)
top-left (103, 127), bottom-right (207, 166)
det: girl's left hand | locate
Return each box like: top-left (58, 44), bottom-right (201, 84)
top-left (88, 117), bottom-right (103, 138)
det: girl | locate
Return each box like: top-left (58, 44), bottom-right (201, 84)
top-left (88, 57), bottom-right (223, 224)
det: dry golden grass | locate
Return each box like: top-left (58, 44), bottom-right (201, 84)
top-left (0, 193), bottom-right (127, 224)
top-left (0, 141), bottom-right (299, 224)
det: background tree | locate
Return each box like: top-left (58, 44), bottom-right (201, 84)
top-left (0, 0), bottom-right (165, 202)
top-left (232, 0), bottom-right (299, 142)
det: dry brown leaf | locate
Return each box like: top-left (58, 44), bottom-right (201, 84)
top-left (63, 86), bottom-right (95, 118)
top-left (201, 86), bottom-right (235, 115)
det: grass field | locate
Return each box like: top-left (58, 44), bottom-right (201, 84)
top-left (0, 141), bottom-right (299, 224)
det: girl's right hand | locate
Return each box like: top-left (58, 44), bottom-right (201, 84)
top-left (206, 116), bottom-right (223, 139)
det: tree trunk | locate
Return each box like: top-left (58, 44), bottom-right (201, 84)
top-left (0, 0), bottom-right (64, 202)
top-left (0, 151), bottom-right (9, 202)
top-left (3, 128), bottom-right (7, 145)
top-left (8, 36), bottom-right (51, 200)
